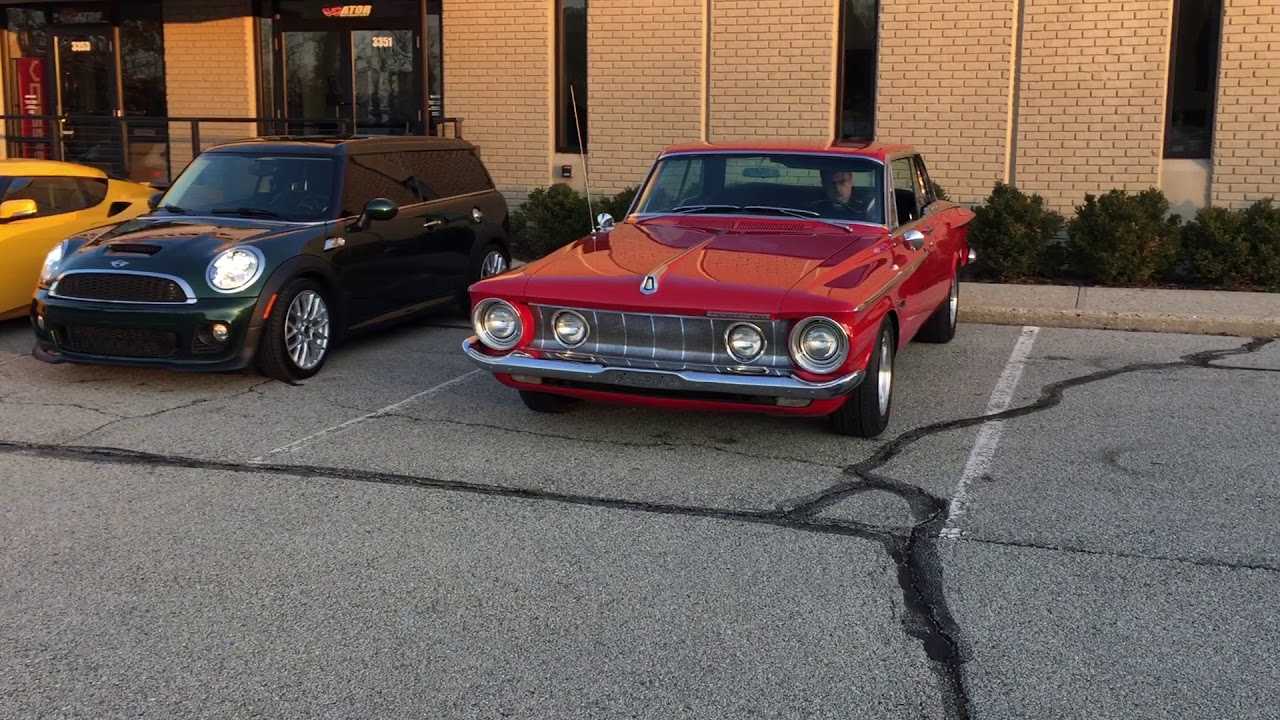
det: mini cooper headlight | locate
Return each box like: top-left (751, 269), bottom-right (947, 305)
top-left (789, 317), bottom-right (849, 374)
top-left (39, 241), bottom-right (66, 286)
top-left (726, 322), bottom-right (765, 362)
top-left (207, 247), bottom-right (264, 293)
top-left (552, 310), bottom-right (588, 347)
top-left (473, 299), bottom-right (523, 351)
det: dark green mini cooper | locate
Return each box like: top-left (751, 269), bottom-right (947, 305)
top-left (31, 135), bottom-right (512, 381)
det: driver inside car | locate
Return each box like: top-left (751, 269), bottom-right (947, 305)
top-left (817, 167), bottom-right (877, 220)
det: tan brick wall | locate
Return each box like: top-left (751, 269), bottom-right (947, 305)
top-left (1014, 0), bottom-right (1172, 214)
top-left (586, 0), bottom-right (703, 196)
top-left (162, 0), bottom-right (258, 177)
top-left (876, 0), bottom-right (1016, 206)
top-left (443, 0), bottom-right (550, 203)
top-left (708, 0), bottom-right (832, 140)
top-left (1211, 0), bottom-right (1280, 208)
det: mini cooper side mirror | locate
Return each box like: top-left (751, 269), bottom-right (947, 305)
top-left (355, 198), bottom-right (399, 230)
top-left (595, 212), bottom-right (615, 232)
top-left (148, 191), bottom-right (163, 210)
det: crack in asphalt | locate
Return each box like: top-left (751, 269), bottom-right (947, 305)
top-left (380, 412), bottom-right (847, 471)
top-left (0, 398), bottom-right (126, 421)
top-left (960, 535), bottom-right (1280, 574)
top-left (66, 380), bottom-right (274, 442)
top-left (0, 336), bottom-right (1270, 720)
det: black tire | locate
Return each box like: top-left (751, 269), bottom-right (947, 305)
top-left (519, 389), bottom-right (578, 414)
top-left (255, 276), bottom-right (334, 383)
top-left (828, 317), bottom-right (895, 438)
top-left (916, 269), bottom-right (959, 344)
top-left (457, 241), bottom-right (511, 305)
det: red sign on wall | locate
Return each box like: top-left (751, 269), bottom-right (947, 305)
top-left (15, 57), bottom-right (48, 159)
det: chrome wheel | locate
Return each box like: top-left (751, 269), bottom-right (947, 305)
top-left (948, 274), bottom-right (959, 327)
top-left (285, 290), bottom-right (330, 370)
top-left (877, 332), bottom-right (893, 416)
top-left (480, 250), bottom-right (508, 278)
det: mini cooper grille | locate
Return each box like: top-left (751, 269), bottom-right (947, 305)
top-left (55, 273), bottom-right (188, 303)
top-left (59, 325), bottom-right (178, 358)
top-left (528, 305), bottom-right (793, 372)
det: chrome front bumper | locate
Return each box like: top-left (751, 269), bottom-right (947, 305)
top-left (462, 337), bottom-right (864, 400)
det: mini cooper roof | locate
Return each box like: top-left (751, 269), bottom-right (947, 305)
top-left (199, 134), bottom-right (479, 157)
top-left (656, 140), bottom-right (916, 162)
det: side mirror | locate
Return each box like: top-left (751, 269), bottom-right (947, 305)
top-left (148, 191), bottom-right (163, 210)
top-left (903, 229), bottom-right (925, 251)
top-left (595, 212), bottom-right (615, 232)
top-left (0, 198), bottom-right (38, 221)
top-left (354, 197), bottom-right (398, 230)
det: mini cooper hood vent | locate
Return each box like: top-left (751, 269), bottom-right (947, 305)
top-left (105, 243), bottom-right (164, 255)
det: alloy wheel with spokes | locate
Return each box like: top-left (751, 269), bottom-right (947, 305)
top-left (480, 249), bottom-right (509, 278)
top-left (285, 289), bottom-right (330, 370)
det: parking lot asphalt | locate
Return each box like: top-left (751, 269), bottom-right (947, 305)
top-left (1, 311), bottom-right (1277, 719)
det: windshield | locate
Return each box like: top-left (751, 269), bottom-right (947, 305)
top-left (632, 152), bottom-right (886, 225)
top-left (156, 152), bottom-right (338, 222)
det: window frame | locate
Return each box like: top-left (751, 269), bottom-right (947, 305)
top-left (1163, 0), bottom-right (1223, 160)
top-left (836, 0), bottom-right (880, 143)
top-left (554, 0), bottom-right (588, 154)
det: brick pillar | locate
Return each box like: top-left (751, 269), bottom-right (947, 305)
top-left (1210, 0), bottom-right (1280, 209)
top-left (162, 0), bottom-right (258, 179)
top-left (1013, 0), bottom-right (1172, 215)
top-left (708, 0), bottom-right (834, 141)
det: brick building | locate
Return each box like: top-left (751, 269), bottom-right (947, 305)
top-left (1, 0), bottom-right (1276, 218)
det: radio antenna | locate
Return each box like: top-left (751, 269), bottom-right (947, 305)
top-left (569, 83), bottom-right (598, 231)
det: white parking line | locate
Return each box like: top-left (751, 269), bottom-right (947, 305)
top-left (940, 326), bottom-right (1040, 539)
top-left (251, 369), bottom-right (483, 462)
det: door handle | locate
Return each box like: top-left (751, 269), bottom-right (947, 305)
top-left (423, 219), bottom-right (443, 229)
top-left (922, 226), bottom-right (933, 233)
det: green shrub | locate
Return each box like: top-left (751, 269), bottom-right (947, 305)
top-left (1180, 198), bottom-right (1280, 291)
top-left (508, 184), bottom-right (641, 261)
top-left (1066, 188), bottom-right (1181, 286)
top-left (930, 180), bottom-right (950, 203)
top-left (965, 182), bottom-right (1065, 281)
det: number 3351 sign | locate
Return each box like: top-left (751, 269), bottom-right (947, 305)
top-left (371, 36), bottom-right (394, 48)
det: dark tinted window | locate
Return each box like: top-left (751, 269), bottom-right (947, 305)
top-left (340, 152), bottom-right (420, 215)
top-left (890, 157), bottom-right (921, 226)
top-left (400, 149), bottom-right (493, 200)
top-left (1, 176), bottom-right (107, 217)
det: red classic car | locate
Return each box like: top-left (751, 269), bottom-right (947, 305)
top-left (462, 141), bottom-right (975, 437)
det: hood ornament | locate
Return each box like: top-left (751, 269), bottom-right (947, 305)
top-left (641, 273), bottom-right (658, 294)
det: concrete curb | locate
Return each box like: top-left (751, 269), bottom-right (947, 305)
top-left (960, 306), bottom-right (1280, 338)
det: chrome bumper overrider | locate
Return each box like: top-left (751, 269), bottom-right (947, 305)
top-left (462, 337), bottom-right (864, 400)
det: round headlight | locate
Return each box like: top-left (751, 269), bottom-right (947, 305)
top-left (726, 322), bottom-right (765, 362)
top-left (207, 247), bottom-right (264, 293)
top-left (472, 299), bottom-right (523, 351)
top-left (789, 317), bottom-right (849, 373)
top-left (553, 310), bottom-right (588, 347)
top-left (39, 242), bottom-right (66, 286)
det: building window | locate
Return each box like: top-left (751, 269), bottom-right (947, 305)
top-left (1165, 0), bottom-right (1222, 159)
top-left (838, 0), bottom-right (877, 142)
top-left (555, 0), bottom-right (587, 153)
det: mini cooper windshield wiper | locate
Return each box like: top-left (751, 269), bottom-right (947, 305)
top-left (210, 207), bottom-right (289, 220)
top-left (158, 204), bottom-right (191, 214)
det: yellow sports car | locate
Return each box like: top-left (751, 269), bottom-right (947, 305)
top-left (0, 159), bottom-right (156, 321)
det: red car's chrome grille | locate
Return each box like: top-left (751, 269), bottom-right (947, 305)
top-left (54, 272), bottom-right (189, 304)
top-left (528, 305), bottom-right (794, 373)
top-left (58, 325), bottom-right (178, 358)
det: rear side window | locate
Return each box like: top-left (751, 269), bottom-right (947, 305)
top-left (400, 149), bottom-right (494, 201)
top-left (340, 152), bottom-right (421, 215)
top-left (2, 176), bottom-right (107, 217)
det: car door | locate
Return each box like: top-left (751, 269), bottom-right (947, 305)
top-left (887, 155), bottom-right (937, 341)
top-left (328, 152), bottom-right (423, 326)
top-left (399, 148), bottom-right (494, 302)
top-left (0, 175), bottom-right (110, 316)
top-left (909, 154), bottom-right (956, 309)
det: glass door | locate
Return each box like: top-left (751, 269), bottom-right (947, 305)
top-left (53, 31), bottom-right (122, 174)
top-left (278, 26), bottom-right (424, 136)
top-left (352, 29), bottom-right (416, 134)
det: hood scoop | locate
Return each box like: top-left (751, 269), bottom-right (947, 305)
top-left (105, 242), bottom-right (163, 255)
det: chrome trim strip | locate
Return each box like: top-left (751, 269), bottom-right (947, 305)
top-left (49, 269), bottom-right (198, 305)
top-left (464, 337), bottom-right (862, 400)
top-left (854, 252), bottom-right (928, 314)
